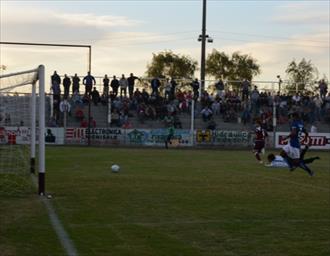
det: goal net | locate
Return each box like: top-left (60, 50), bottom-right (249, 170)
top-left (0, 65), bottom-right (46, 196)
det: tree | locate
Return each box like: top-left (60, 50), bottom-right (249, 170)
top-left (285, 58), bottom-right (319, 93)
top-left (206, 49), bottom-right (261, 89)
top-left (146, 51), bottom-right (197, 79)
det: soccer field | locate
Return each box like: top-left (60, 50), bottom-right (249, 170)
top-left (1, 147), bottom-right (330, 256)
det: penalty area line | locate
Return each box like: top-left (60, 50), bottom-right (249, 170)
top-left (68, 218), bottom-right (330, 228)
top-left (31, 175), bottom-right (78, 256)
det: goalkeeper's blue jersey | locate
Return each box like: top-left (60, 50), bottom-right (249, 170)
top-left (290, 120), bottom-right (304, 148)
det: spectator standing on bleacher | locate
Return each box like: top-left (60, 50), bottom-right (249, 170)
top-left (119, 74), bottom-right (128, 98)
top-left (110, 75), bottom-right (119, 97)
top-left (51, 71), bottom-right (61, 90)
top-left (127, 73), bottom-right (140, 99)
top-left (318, 79), bottom-right (328, 99)
top-left (60, 99), bottom-right (71, 114)
top-left (215, 78), bottom-right (225, 98)
top-left (51, 77), bottom-right (61, 102)
top-left (170, 78), bottom-right (177, 100)
top-left (241, 79), bottom-right (250, 101)
top-left (250, 86), bottom-right (260, 116)
top-left (91, 87), bottom-right (100, 106)
top-left (201, 106), bottom-right (213, 122)
top-left (211, 99), bottom-right (221, 115)
top-left (164, 78), bottom-right (172, 101)
top-left (51, 71), bottom-right (61, 122)
top-left (151, 77), bottom-right (161, 96)
top-left (313, 95), bottom-right (323, 121)
top-left (72, 73), bottom-right (80, 94)
top-left (292, 92), bottom-right (301, 106)
top-left (63, 74), bottom-right (71, 99)
top-left (72, 90), bottom-right (83, 106)
top-left (191, 78), bottom-right (200, 101)
top-left (103, 75), bottom-right (110, 97)
top-left (83, 71), bottom-right (96, 96)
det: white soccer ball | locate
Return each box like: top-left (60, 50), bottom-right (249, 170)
top-left (111, 164), bottom-right (120, 173)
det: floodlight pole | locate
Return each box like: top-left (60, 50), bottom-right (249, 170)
top-left (200, 0), bottom-right (207, 93)
top-left (198, 0), bottom-right (213, 97)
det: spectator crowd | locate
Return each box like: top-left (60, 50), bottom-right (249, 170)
top-left (49, 71), bottom-right (330, 131)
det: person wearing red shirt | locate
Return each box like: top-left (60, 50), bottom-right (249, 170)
top-left (253, 120), bottom-right (268, 164)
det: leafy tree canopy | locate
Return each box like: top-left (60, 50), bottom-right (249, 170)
top-left (206, 49), bottom-right (261, 87)
top-left (285, 58), bottom-right (319, 93)
top-left (146, 50), bottom-right (197, 79)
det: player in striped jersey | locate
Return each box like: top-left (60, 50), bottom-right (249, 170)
top-left (253, 120), bottom-right (268, 164)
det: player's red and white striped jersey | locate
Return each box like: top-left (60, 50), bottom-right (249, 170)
top-left (255, 126), bottom-right (267, 141)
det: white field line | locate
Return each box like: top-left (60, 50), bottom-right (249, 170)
top-left (68, 218), bottom-right (330, 228)
top-left (31, 175), bottom-right (78, 256)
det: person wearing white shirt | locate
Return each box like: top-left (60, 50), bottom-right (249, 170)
top-left (265, 148), bottom-right (320, 176)
top-left (265, 155), bottom-right (289, 168)
top-left (119, 74), bottom-right (128, 98)
top-left (310, 124), bottom-right (318, 133)
top-left (292, 93), bottom-right (301, 105)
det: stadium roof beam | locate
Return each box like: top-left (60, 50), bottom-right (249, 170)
top-left (0, 41), bottom-right (92, 72)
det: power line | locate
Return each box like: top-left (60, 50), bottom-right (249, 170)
top-left (212, 36), bottom-right (329, 49)
top-left (209, 29), bottom-right (329, 44)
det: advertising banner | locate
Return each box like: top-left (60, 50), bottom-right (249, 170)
top-left (1, 127), bottom-right (64, 145)
top-left (126, 129), bottom-right (192, 147)
top-left (65, 128), bottom-right (124, 145)
top-left (276, 132), bottom-right (330, 150)
top-left (195, 129), bottom-right (252, 146)
top-left (213, 130), bottom-right (251, 146)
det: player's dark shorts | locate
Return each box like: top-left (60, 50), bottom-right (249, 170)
top-left (167, 134), bottom-right (174, 142)
top-left (253, 141), bottom-right (265, 153)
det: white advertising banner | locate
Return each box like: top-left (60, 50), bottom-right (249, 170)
top-left (275, 132), bottom-right (330, 150)
top-left (0, 127), bottom-right (65, 145)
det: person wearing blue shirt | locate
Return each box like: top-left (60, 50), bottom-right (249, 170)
top-left (83, 71), bottom-right (96, 96)
top-left (280, 112), bottom-right (308, 169)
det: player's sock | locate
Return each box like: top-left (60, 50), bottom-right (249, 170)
top-left (299, 162), bottom-right (314, 176)
top-left (303, 157), bottom-right (320, 164)
top-left (255, 153), bottom-right (261, 161)
top-left (283, 156), bottom-right (294, 170)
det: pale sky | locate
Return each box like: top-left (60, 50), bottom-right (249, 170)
top-left (1, 0), bottom-right (329, 91)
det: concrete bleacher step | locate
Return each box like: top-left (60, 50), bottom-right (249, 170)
top-left (64, 103), bottom-right (330, 132)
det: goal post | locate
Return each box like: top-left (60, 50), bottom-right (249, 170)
top-left (38, 65), bottom-right (46, 195)
top-left (0, 65), bottom-right (46, 195)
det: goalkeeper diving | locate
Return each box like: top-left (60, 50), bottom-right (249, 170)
top-left (265, 145), bottom-right (320, 176)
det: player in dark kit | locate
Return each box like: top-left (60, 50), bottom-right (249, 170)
top-left (165, 125), bottom-right (175, 149)
top-left (253, 120), bottom-right (268, 164)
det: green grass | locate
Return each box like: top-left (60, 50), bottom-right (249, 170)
top-left (1, 147), bottom-right (330, 256)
